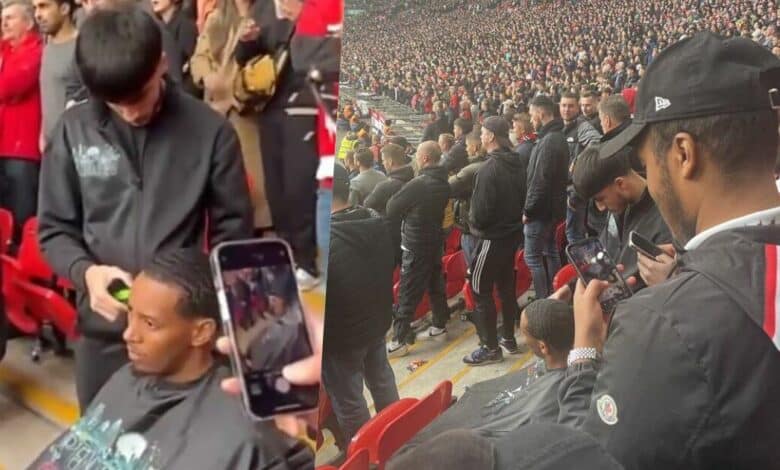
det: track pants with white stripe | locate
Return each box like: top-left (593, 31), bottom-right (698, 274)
top-left (392, 243), bottom-right (449, 344)
top-left (470, 233), bottom-right (522, 349)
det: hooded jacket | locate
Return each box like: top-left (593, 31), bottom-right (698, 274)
top-left (324, 206), bottom-right (395, 353)
top-left (29, 363), bottom-right (312, 469)
top-left (558, 223), bottom-right (780, 469)
top-left (38, 82), bottom-right (254, 340)
top-left (524, 119), bottom-right (568, 223)
top-left (386, 165), bottom-right (451, 248)
top-left (469, 147), bottom-right (526, 240)
top-left (364, 164), bottom-right (415, 215)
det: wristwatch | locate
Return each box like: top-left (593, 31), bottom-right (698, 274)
top-left (567, 347), bottom-right (600, 367)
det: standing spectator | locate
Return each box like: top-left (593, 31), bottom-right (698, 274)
top-left (386, 141), bottom-right (450, 357)
top-left (364, 143), bottom-right (414, 216)
top-left (323, 163), bottom-right (400, 449)
top-left (579, 90), bottom-right (601, 133)
top-left (348, 147), bottom-right (387, 206)
top-left (151, 0), bottom-right (198, 95)
top-left (512, 112), bottom-right (536, 169)
top-left (35, 0), bottom-right (79, 152)
top-left (463, 117), bottom-right (527, 365)
top-left (37, 7), bottom-right (253, 410)
top-left (236, 0), bottom-right (322, 290)
top-left (523, 95), bottom-right (568, 299)
top-left (443, 117), bottom-right (471, 174)
top-left (0, 0), bottom-right (43, 247)
top-left (448, 132), bottom-right (486, 267)
top-left (422, 109), bottom-right (449, 142)
top-left (189, 0), bottom-right (272, 230)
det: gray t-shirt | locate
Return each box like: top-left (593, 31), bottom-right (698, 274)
top-left (41, 39), bottom-right (79, 142)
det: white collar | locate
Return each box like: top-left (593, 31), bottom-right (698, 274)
top-left (685, 205), bottom-right (780, 250)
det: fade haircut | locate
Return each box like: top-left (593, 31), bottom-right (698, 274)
top-left (529, 95), bottom-right (555, 117)
top-left (573, 144), bottom-right (634, 200)
top-left (524, 299), bottom-right (575, 353)
top-left (599, 95), bottom-right (631, 124)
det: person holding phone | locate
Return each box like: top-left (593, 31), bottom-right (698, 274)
top-left (29, 249), bottom-right (311, 469)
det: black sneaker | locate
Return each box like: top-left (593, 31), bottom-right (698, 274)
top-left (463, 345), bottom-right (503, 366)
top-left (499, 337), bottom-right (520, 355)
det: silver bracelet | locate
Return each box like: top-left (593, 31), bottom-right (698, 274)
top-left (567, 347), bottom-right (599, 367)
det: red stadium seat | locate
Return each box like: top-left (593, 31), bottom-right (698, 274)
top-left (18, 218), bottom-right (55, 281)
top-left (443, 250), bottom-right (466, 299)
top-left (340, 448), bottom-right (369, 470)
top-left (15, 280), bottom-right (78, 340)
top-left (392, 282), bottom-right (431, 321)
top-left (348, 398), bottom-right (418, 464)
top-left (444, 227), bottom-right (461, 255)
top-left (375, 382), bottom-right (452, 468)
top-left (514, 250), bottom-right (532, 297)
top-left (462, 280), bottom-right (502, 313)
top-left (429, 380), bottom-right (453, 413)
top-left (555, 221), bottom-right (567, 256)
top-left (0, 208), bottom-right (13, 254)
top-left (552, 264), bottom-right (578, 292)
top-left (1, 254), bottom-right (36, 335)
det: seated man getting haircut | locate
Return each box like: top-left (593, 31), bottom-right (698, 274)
top-left (30, 248), bottom-right (311, 470)
top-left (393, 299), bottom-right (576, 458)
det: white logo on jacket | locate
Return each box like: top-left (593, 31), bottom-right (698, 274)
top-left (597, 394), bottom-right (619, 425)
top-left (71, 144), bottom-right (121, 179)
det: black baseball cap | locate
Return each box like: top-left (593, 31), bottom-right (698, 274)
top-left (483, 116), bottom-right (513, 150)
top-left (599, 31), bottom-right (780, 160)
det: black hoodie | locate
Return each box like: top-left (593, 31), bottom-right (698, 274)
top-left (325, 207), bottom-right (395, 353)
top-left (558, 223), bottom-right (780, 469)
top-left (38, 81), bottom-right (254, 340)
top-left (364, 165), bottom-right (415, 216)
top-left (386, 165), bottom-right (451, 248)
top-left (469, 147), bottom-right (526, 240)
top-left (525, 119), bottom-right (568, 223)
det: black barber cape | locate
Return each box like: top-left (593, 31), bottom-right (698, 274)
top-left (28, 363), bottom-right (311, 469)
top-left (394, 359), bottom-right (566, 461)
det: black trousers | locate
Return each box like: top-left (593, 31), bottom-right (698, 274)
top-left (392, 243), bottom-right (449, 343)
top-left (470, 234), bottom-right (521, 349)
top-left (259, 110), bottom-right (319, 274)
top-left (0, 158), bottom-right (39, 246)
top-left (74, 336), bottom-right (128, 412)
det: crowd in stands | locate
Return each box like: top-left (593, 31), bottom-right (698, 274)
top-left (323, 0), bottom-right (780, 468)
top-left (0, 0), bottom-right (339, 467)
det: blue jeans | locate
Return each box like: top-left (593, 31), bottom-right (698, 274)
top-left (316, 188), bottom-right (332, 278)
top-left (566, 190), bottom-right (587, 244)
top-left (524, 220), bottom-right (561, 298)
top-left (461, 232), bottom-right (478, 268)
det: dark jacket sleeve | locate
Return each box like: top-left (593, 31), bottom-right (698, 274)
top-left (469, 162), bottom-right (498, 232)
top-left (386, 178), bottom-right (420, 223)
top-left (445, 143), bottom-right (468, 173)
top-left (448, 164), bottom-right (476, 199)
top-left (37, 120), bottom-right (95, 291)
top-left (364, 180), bottom-right (391, 214)
top-left (179, 17), bottom-right (198, 60)
top-left (524, 140), bottom-right (552, 220)
top-left (207, 122), bottom-right (254, 245)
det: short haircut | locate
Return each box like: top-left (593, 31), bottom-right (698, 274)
top-left (573, 144), bottom-right (634, 200)
top-left (4, 0), bottom-right (34, 21)
top-left (438, 133), bottom-right (455, 148)
top-left (529, 95), bottom-right (555, 116)
top-left (142, 248), bottom-right (220, 324)
top-left (646, 110), bottom-right (779, 179)
top-left (355, 148), bottom-right (373, 168)
top-left (418, 141), bottom-right (442, 162)
top-left (344, 150), bottom-right (355, 165)
top-left (75, 6), bottom-right (162, 103)
top-left (523, 299), bottom-right (574, 353)
top-left (560, 91), bottom-right (579, 101)
top-left (453, 118), bottom-right (473, 134)
top-left (580, 90), bottom-right (597, 100)
top-left (381, 143), bottom-right (406, 165)
top-left (599, 95), bottom-right (631, 124)
top-left (55, 0), bottom-right (76, 15)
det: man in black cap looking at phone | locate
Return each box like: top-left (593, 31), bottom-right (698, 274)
top-left (463, 116), bottom-right (527, 365)
top-left (559, 32), bottom-right (780, 468)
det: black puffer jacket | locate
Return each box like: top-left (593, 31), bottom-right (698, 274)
top-left (386, 165), bottom-right (451, 248)
top-left (364, 165), bottom-right (415, 215)
top-left (525, 119), bottom-right (568, 223)
top-left (470, 148), bottom-right (526, 240)
top-left (324, 207), bottom-right (395, 353)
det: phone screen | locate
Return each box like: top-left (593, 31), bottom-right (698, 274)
top-left (629, 231), bottom-right (664, 259)
top-left (213, 239), bottom-right (318, 419)
top-left (565, 238), bottom-right (632, 313)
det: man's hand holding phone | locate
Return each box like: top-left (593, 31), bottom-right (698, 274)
top-left (573, 265), bottom-right (636, 352)
top-left (637, 244), bottom-right (676, 287)
top-left (84, 265), bottom-right (133, 321)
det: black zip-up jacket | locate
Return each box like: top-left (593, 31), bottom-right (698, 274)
top-left (443, 139), bottom-right (469, 174)
top-left (469, 148), bottom-right (526, 240)
top-left (324, 207), bottom-right (395, 354)
top-left (524, 119), bottom-right (568, 222)
top-left (449, 155), bottom-right (487, 233)
top-left (38, 82), bottom-right (253, 340)
top-left (364, 165), bottom-right (414, 215)
top-left (558, 224), bottom-right (780, 469)
top-left (235, 0), bottom-right (314, 110)
top-left (386, 165), bottom-right (450, 248)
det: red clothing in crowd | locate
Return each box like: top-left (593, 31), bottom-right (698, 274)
top-left (0, 32), bottom-right (42, 160)
top-left (621, 87), bottom-right (637, 114)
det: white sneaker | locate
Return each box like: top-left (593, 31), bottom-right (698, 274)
top-left (295, 267), bottom-right (321, 291)
top-left (420, 326), bottom-right (447, 341)
top-left (387, 340), bottom-right (409, 358)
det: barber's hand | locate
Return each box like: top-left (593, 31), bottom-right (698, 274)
top-left (549, 284), bottom-right (572, 302)
top-left (239, 19), bottom-right (261, 42)
top-left (217, 305), bottom-right (323, 437)
top-left (84, 265), bottom-right (133, 322)
top-left (572, 264), bottom-right (636, 352)
top-left (637, 244), bottom-right (676, 287)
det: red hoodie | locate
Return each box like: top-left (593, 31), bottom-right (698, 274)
top-left (0, 32), bottom-right (42, 160)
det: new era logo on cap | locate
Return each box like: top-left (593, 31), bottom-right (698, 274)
top-left (654, 96), bottom-right (671, 112)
